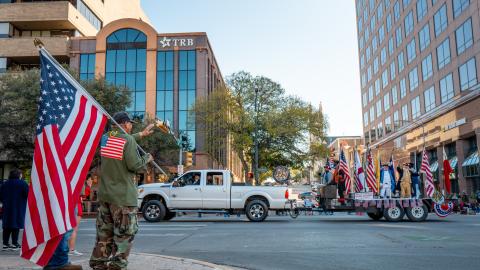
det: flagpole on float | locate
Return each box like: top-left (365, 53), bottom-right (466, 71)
top-left (33, 39), bottom-right (168, 176)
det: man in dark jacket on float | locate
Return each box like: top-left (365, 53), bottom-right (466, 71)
top-left (0, 168), bottom-right (28, 250)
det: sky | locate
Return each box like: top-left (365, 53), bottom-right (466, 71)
top-left (142, 0), bottom-right (363, 136)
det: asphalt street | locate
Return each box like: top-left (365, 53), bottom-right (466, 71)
top-left (60, 212), bottom-right (480, 270)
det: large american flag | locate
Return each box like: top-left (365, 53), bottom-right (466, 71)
top-left (420, 149), bottom-right (435, 197)
top-left (365, 149), bottom-right (377, 193)
top-left (21, 48), bottom-right (107, 266)
top-left (339, 149), bottom-right (352, 194)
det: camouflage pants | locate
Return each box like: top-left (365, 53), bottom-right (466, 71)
top-left (89, 202), bottom-right (138, 270)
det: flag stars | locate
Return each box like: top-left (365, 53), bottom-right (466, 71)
top-left (66, 104), bottom-right (71, 109)
top-left (60, 113), bottom-right (66, 119)
top-left (53, 89), bottom-right (58, 94)
top-left (64, 96), bottom-right (68, 101)
top-left (58, 105), bottom-right (63, 110)
top-left (61, 88), bottom-right (65, 92)
top-left (48, 73), bottom-right (53, 78)
top-left (46, 102), bottom-right (50, 107)
top-left (50, 81), bottom-right (56, 86)
top-left (42, 90), bottom-right (47, 95)
top-left (46, 64), bottom-right (50, 69)
top-left (56, 97), bottom-right (61, 102)
top-left (39, 116), bottom-right (44, 122)
top-left (42, 110), bottom-right (47, 115)
top-left (36, 124), bottom-right (41, 130)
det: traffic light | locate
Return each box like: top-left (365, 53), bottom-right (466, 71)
top-left (185, 152), bottom-right (193, 167)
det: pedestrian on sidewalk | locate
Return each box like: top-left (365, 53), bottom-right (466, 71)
top-left (0, 168), bottom-right (28, 251)
top-left (89, 112), bottom-right (154, 270)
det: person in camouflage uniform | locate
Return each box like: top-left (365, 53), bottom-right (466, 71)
top-left (90, 112), bottom-right (154, 270)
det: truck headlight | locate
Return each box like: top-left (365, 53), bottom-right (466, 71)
top-left (137, 188), bottom-right (144, 195)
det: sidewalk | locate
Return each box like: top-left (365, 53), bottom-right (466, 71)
top-left (0, 252), bottom-right (243, 270)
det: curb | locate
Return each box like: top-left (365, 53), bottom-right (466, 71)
top-left (134, 253), bottom-right (238, 270)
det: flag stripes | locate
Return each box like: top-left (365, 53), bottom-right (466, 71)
top-left (421, 150), bottom-right (435, 197)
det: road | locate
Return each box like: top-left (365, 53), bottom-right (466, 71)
top-left (67, 212), bottom-right (480, 270)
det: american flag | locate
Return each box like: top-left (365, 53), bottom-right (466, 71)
top-left (339, 149), bottom-right (352, 193)
top-left (365, 149), bottom-right (377, 193)
top-left (353, 150), bottom-right (364, 192)
top-left (21, 48), bottom-right (107, 266)
top-left (100, 136), bottom-right (127, 160)
top-left (420, 149), bottom-right (435, 197)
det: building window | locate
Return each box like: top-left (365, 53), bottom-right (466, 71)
top-left (400, 78), bottom-right (407, 98)
top-left (371, 17), bottom-right (377, 36)
top-left (455, 18), bottom-right (473, 55)
top-left (377, 122), bottom-right (384, 138)
top-left (382, 70), bottom-right (389, 88)
top-left (424, 85), bottom-right (436, 112)
top-left (106, 28), bottom-right (147, 119)
top-left (421, 54), bottom-right (433, 81)
top-left (361, 73), bottom-right (366, 88)
top-left (359, 36), bottom-right (365, 50)
top-left (402, 104), bottom-right (409, 122)
top-left (156, 51), bottom-right (174, 126)
top-left (375, 79), bottom-right (381, 95)
top-left (406, 38), bottom-right (416, 64)
top-left (436, 38), bottom-right (451, 70)
top-left (398, 51), bottom-right (405, 72)
top-left (392, 86), bottom-right (398, 104)
top-left (417, 0), bottom-right (428, 21)
top-left (368, 85), bottom-right (373, 101)
top-left (376, 100), bottom-right (382, 117)
top-left (178, 50), bottom-right (197, 151)
top-left (384, 92), bottom-right (390, 111)
top-left (366, 46), bottom-right (371, 62)
top-left (364, 111), bottom-right (369, 127)
top-left (404, 11), bottom-right (415, 36)
top-left (411, 96), bottom-right (421, 119)
top-left (434, 4), bottom-right (448, 37)
top-left (393, 110), bottom-right (400, 128)
top-left (396, 27), bottom-right (403, 47)
top-left (79, 53), bottom-right (95, 81)
top-left (403, 0), bottom-right (411, 8)
top-left (419, 23), bottom-right (431, 52)
top-left (388, 37), bottom-right (394, 55)
top-left (77, 0), bottom-right (102, 31)
top-left (363, 92), bottom-right (367, 107)
top-left (390, 61), bottom-right (396, 80)
top-left (379, 25), bottom-right (385, 44)
top-left (440, 73), bottom-right (454, 103)
top-left (377, 2), bottom-right (384, 21)
top-left (394, 1), bottom-right (401, 22)
top-left (386, 13), bottom-right (392, 33)
top-left (385, 116), bottom-right (392, 134)
top-left (453, 0), bottom-right (470, 18)
top-left (365, 27), bottom-right (370, 41)
top-left (381, 47), bottom-right (387, 66)
top-left (459, 57), bottom-right (477, 91)
top-left (370, 0), bottom-right (375, 12)
top-left (370, 106), bottom-right (375, 122)
top-left (409, 67), bottom-right (419, 91)
top-left (367, 65), bottom-right (372, 82)
top-left (360, 54), bottom-right (365, 69)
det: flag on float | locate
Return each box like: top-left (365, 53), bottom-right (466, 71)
top-left (339, 149), bottom-right (352, 193)
top-left (353, 150), bottom-right (365, 192)
top-left (366, 149), bottom-right (377, 193)
top-left (21, 47), bottom-right (108, 266)
top-left (389, 155), bottom-right (396, 193)
top-left (420, 149), bottom-right (435, 197)
top-left (375, 154), bottom-right (381, 193)
top-left (443, 146), bottom-right (453, 194)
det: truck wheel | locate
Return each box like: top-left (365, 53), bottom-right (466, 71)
top-left (246, 200), bottom-right (269, 222)
top-left (142, 200), bottom-right (166, 222)
top-left (405, 205), bottom-right (428, 222)
top-left (367, 210), bottom-right (383, 221)
top-left (164, 211), bottom-right (176, 221)
top-left (383, 203), bottom-right (405, 222)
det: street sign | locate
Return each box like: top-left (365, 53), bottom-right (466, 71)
top-left (177, 165), bottom-right (184, 175)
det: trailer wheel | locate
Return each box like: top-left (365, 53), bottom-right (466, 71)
top-left (142, 200), bottom-right (166, 222)
top-left (367, 211), bottom-right (383, 221)
top-left (383, 203), bottom-right (405, 222)
top-left (405, 205), bottom-right (428, 222)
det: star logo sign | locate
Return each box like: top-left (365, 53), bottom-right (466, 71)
top-left (160, 37), bottom-right (172, 48)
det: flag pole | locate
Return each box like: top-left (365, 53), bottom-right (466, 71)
top-left (34, 39), bottom-right (168, 176)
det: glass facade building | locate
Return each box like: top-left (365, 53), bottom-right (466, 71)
top-left (356, 0), bottom-right (480, 194)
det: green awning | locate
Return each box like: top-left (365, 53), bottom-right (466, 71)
top-left (462, 152), bottom-right (479, 167)
top-left (430, 160), bottom-right (438, 172)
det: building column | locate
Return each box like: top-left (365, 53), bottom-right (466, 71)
top-left (456, 139), bottom-right (467, 193)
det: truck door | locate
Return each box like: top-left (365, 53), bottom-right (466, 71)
top-left (170, 171), bottom-right (203, 209)
top-left (201, 171), bottom-right (228, 209)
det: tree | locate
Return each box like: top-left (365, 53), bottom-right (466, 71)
top-left (0, 68), bottom-right (129, 168)
top-left (194, 71), bottom-right (329, 183)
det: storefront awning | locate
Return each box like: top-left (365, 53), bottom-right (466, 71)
top-left (462, 152), bottom-right (479, 167)
top-left (449, 156), bottom-right (457, 169)
top-left (430, 160), bottom-right (438, 172)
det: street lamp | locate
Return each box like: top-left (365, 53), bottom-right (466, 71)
top-left (254, 87), bottom-right (260, 185)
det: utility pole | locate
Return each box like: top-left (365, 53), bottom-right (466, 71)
top-left (254, 87), bottom-right (260, 185)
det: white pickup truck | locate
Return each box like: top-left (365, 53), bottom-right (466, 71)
top-left (137, 170), bottom-right (288, 222)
